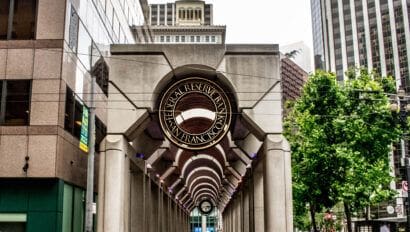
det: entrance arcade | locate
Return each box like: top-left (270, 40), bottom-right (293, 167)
top-left (97, 44), bottom-right (292, 232)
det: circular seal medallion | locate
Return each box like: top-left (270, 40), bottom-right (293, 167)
top-left (159, 77), bottom-right (232, 150)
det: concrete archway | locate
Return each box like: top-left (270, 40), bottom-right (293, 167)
top-left (97, 43), bottom-right (293, 232)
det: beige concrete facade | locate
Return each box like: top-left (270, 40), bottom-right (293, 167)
top-left (0, 0), bottom-right (144, 189)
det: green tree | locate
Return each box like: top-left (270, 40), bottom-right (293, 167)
top-left (336, 70), bottom-right (400, 232)
top-left (285, 71), bottom-right (347, 232)
top-left (284, 69), bottom-right (402, 232)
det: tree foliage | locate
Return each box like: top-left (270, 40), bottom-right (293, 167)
top-left (284, 69), bottom-right (402, 231)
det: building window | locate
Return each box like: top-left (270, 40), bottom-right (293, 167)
top-left (166, 35), bottom-right (170, 42)
top-left (64, 86), bottom-right (106, 149)
top-left (196, 8), bottom-right (202, 20)
top-left (179, 8), bottom-right (185, 20)
top-left (181, 36), bottom-right (185, 42)
top-left (95, 117), bottom-right (106, 151)
top-left (175, 36), bottom-right (180, 42)
top-left (0, 1), bottom-right (10, 39)
top-left (188, 8), bottom-right (193, 20)
top-left (0, 213), bottom-right (26, 232)
top-left (64, 87), bottom-right (85, 140)
top-left (211, 36), bottom-right (215, 43)
top-left (196, 36), bottom-right (200, 42)
top-left (160, 36), bottom-right (164, 42)
top-left (0, 80), bottom-right (31, 126)
top-left (205, 36), bottom-right (209, 42)
top-left (190, 36), bottom-right (195, 42)
top-left (0, 0), bottom-right (37, 40)
top-left (92, 58), bottom-right (109, 97)
top-left (68, 6), bottom-right (79, 52)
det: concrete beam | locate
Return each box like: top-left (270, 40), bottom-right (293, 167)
top-left (235, 132), bottom-right (263, 159)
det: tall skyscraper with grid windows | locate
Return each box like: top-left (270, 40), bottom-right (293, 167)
top-left (311, 0), bottom-right (410, 89)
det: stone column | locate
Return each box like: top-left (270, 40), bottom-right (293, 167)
top-left (130, 169), bottom-right (144, 231)
top-left (230, 205), bottom-right (234, 232)
top-left (263, 135), bottom-right (293, 232)
top-left (226, 207), bottom-right (230, 232)
top-left (253, 159), bottom-right (264, 232)
top-left (98, 135), bottom-right (129, 232)
top-left (243, 188), bottom-right (250, 232)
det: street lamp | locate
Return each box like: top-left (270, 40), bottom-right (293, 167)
top-left (391, 88), bottom-right (410, 231)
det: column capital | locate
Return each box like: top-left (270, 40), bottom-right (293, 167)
top-left (264, 134), bottom-right (290, 152)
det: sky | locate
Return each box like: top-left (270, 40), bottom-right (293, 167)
top-left (148, 0), bottom-right (314, 49)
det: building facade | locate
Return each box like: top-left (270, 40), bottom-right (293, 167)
top-left (311, 0), bottom-right (410, 87)
top-left (281, 57), bottom-right (308, 103)
top-left (136, 0), bottom-right (226, 44)
top-left (0, 0), bottom-right (149, 231)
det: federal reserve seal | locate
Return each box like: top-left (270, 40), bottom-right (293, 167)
top-left (159, 77), bottom-right (232, 150)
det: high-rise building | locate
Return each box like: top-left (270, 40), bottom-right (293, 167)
top-left (0, 0), bottom-right (149, 231)
top-left (281, 41), bottom-right (314, 73)
top-left (311, 0), bottom-right (410, 88)
top-left (136, 0), bottom-right (226, 44)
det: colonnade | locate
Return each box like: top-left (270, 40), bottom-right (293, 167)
top-left (222, 135), bottom-right (294, 232)
top-left (96, 134), bottom-right (293, 232)
top-left (97, 135), bottom-right (190, 232)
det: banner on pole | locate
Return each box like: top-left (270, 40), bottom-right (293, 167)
top-left (79, 106), bottom-right (89, 153)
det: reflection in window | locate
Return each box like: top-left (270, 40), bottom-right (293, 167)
top-left (64, 86), bottom-right (84, 139)
top-left (0, 80), bottom-right (31, 126)
top-left (1, 0), bottom-right (37, 40)
top-left (69, 6), bottom-right (79, 52)
top-left (92, 58), bottom-right (109, 96)
top-left (77, 24), bottom-right (92, 70)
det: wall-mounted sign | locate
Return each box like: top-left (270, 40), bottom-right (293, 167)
top-left (79, 105), bottom-right (89, 153)
top-left (159, 77), bottom-right (232, 150)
